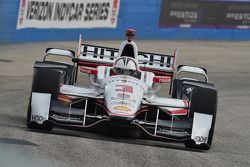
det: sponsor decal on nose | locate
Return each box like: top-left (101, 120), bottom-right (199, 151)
top-left (113, 106), bottom-right (130, 111)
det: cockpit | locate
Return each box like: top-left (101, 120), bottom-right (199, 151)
top-left (113, 56), bottom-right (141, 78)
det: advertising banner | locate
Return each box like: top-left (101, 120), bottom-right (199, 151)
top-left (159, 0), bottom-right (250, 29)
top-left (17, 0), bottom-right (119, 29)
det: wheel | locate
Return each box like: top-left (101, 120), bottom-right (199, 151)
top-left (186, 83), bottom-right (217, 150)
top-left (26, 67), bottom-right (64, 130)
top-left (184, 139), bottom-right (210, 151)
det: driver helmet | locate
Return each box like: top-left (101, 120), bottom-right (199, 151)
top-left (113, 57), bottom-right (138, 76)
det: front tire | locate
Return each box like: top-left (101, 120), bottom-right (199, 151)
top-left (186, 84), bottom-right (217, 150)
top-left (26, 68), bottom-right (63, 131)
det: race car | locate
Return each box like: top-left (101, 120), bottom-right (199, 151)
top-left (26, 29), bottom-right (217, 150)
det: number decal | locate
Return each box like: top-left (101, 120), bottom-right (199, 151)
top-left (31, 115), bottom-right (45, 123)
top-left (194, 136), bottom-right (208, 143)
top-left (115, 85), bottom-right (133, 93)
top-left (186, 87), bottom-right (193, 94)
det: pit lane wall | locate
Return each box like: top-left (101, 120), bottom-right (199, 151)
top-left (1, 0), bottom-right (250, 43)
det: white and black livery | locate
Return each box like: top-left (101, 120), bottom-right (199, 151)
top-left (27, 29), bottom-right (217, 150)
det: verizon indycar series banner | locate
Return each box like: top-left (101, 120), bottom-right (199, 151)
top-left (17, 0), bottom-right (120, 29)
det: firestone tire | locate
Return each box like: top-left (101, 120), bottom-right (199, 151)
top-left (186, 84), bottom-right (217, 150)
top-left (26, 68), bottom-right (63, 131)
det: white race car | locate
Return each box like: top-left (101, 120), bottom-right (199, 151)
top-left (27, 29), bottom-right (217, 150)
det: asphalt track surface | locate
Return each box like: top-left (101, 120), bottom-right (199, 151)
top-left (0, 40), bottom-right (250, 167)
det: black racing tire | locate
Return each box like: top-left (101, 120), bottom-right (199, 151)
top-left (171, 79), bottom-right (179, 99)
top-left (31, 68), bottom-right (62, 100)
top-left (186, 84), bottom-right (217, 150)
top-left (184, 139), bottom-right (211, 151)
top-left (26, 68), bottom-right (63, 131)
top-left (26, 98), bottom-right (32, 128)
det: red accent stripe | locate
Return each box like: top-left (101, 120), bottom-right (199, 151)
top-left (183, 100), bottom-right (189, 108)
top-left (134, 108), bottom-right (148, 117)
top-left (167, 109), bottom-right (188, 116)
top-left (21, 0), bottom-right (26, 7)
top-left (58, 94), bottom-right (74, 102)
top-left (78, 61), bottom-right (112, 68)
top-left (140, 68), bottom-right (173, 77)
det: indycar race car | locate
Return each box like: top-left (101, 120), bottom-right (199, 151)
top-left (26, 29), bottom-right (217, 150)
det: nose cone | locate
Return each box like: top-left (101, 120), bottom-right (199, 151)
top-left (104, 76), bottom-right (146, 118)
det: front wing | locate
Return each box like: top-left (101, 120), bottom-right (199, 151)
top-left (30, 91), bottom-right (212, 147)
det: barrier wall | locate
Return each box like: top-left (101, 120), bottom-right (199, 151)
top-left (1, 0), bottom-right (250, 43)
